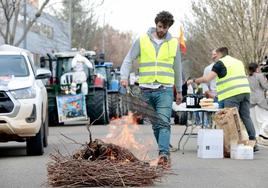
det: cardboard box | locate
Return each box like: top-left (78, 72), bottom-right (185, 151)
top-left (214, 107), bottom-right (250, 157)
top-left (197, 129), bottom-right (224, 158)
top-left (231, 144), bottom-right (254, 160)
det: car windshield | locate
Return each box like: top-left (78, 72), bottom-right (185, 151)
top-left (61, 57), bottom-right (73, 74)
top-left (59, 57), bottom-right (89, 77)
top-left (0, 55), bottom-right (29, 76)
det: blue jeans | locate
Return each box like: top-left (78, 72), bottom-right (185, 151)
top-left (218, 101), bottom-right (224, 109)
top-left (142, 86), bottom-right (173, 156)
top-left (224, 93), bottom-right (256, 140)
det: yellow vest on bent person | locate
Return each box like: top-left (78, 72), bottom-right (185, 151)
top-left (138, 34), bottom-right (178, 84)
top-left (216, 55), bottom-right (250, 101)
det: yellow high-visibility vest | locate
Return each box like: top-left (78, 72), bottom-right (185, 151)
top-left (138, 34), bottom-right (178, 84)
top-left (216, 55), bottom-right (250, 101)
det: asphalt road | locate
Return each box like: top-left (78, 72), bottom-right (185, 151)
top-left (0, 124), bottom-right (268, 188)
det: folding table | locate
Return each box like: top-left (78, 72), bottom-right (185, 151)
top-left (173, 102), bottom-right (219, 154)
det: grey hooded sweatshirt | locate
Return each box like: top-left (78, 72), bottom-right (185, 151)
top-left (120, 27), bottom-right (182, 92)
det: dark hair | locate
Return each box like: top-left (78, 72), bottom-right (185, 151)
top-left (248, 62), bottom-right (258, 76)
top-left (155, 11), bottom-right (174, 27)
top-left (216, 47), bottom-right (229, 56)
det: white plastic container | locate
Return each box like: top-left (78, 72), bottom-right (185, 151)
top-left (197, 129), bottom-right (224, 158)
top-left (231, 144), bottom-right (254, 160)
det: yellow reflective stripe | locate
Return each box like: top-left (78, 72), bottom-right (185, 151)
top-left (217, 78), bottom-right (249, 91)
top-left (217, 84), bottom-right (250, 95)
top-left (218, 87), bottom-right (250, 101)
top-left (139, 75), bottom-right (174, 84)
top-left (139, 62), bottom-right (174, 68)
top-left (139, 67), bottom-right (173, 73)
top-left (217, 76), bottom-right (248, 86)
top-left (139, 71), bottom-right (174, 77)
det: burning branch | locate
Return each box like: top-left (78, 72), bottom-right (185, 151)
top-left (47, 113), bottom-right (167, 187)
top-left (47, 139), bottom-right (165, 187)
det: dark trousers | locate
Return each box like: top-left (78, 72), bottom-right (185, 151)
top-left (224, 93), bottom-right (256, 140)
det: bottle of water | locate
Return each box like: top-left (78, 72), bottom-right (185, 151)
top-left (187, 84), bottom-right (194, 94)
top-left (186, 84), bottom-right (195, 107)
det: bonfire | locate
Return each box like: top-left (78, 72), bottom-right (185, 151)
top-left (47, 115), bottom-right (166, 187)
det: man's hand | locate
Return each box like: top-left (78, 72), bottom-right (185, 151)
top-left (205, 91), bottom-right (215, 99)
top-left (187, 79), bottom-right (194, 85)
top-left (176, 92), bottom-right (183, 105)
top-left (120, 79), bottom-right (129, 88)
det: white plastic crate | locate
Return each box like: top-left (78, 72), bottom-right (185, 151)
top-left (197, 129), bottom-right (224, 158)
top-left (231, 144), bottom-right (254, 160)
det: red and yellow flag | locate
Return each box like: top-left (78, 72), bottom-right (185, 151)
top-left (178, 26), bottom-right (186, 55)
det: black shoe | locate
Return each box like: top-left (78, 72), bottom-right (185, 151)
top-left (157, 155), bottom-right (171, 169)
top-left (254, 145), bottom-right (259, 152)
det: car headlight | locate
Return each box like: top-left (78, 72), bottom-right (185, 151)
top-left (10, 87), bottom-right (36, 99)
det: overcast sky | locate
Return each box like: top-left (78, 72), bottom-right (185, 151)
top-left (45, 0), bottom-right (192, 38)
top-left (96, 0), bottom-right (192, 38)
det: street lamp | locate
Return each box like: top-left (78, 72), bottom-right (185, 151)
top-left (102, 13), bottom-right (105, 54)
top-left (23, 0), bottom-right (27, 49)
top-left (69, 0), bottom-right (72, 49)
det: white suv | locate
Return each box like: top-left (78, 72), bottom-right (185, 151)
top-left (0, 45), bottom-right (51, 155)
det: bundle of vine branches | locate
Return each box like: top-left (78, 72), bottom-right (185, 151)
top-left (47, 139), bottom-right (164, 187)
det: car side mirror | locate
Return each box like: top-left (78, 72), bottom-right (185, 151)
top-left (40, 56), bottom-right (46, 68)
top-left (35, 68), bottom-right (51, 79)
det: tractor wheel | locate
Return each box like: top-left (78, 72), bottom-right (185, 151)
top-left (108, 93), bottom-right (120, 119)
top-left (48, 97), bottom-right (64, 126)
top-left (48, 105), bottom-right (63, 126)
top-left (87, 89), bottom-right (109, 125)
top-left (48, 106), bottom-right (56, 126)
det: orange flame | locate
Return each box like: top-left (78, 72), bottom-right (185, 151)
top-left (104, 113), bottom-right (155, 163)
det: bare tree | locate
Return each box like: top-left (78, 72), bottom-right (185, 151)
top-left (56, 0), bottom-right (104, 48)
top-left (185, 0), bottom-right (268, 70)
top-left (102, 25), bottom-right (132, 67)
top-left (0, 0), bottom-right (50, 46)
top-left (55, 0), bottom-right (132, 66)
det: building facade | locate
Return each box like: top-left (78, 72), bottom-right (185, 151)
top-left (0, 1), bottom-right (70, 56)
top-left (18, 3), bottom-right (70, 55)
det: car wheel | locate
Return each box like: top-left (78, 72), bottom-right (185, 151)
top-left (26, 122), bottom-right (44, 156)
top-left (48, 105), bottom-right (62, 126)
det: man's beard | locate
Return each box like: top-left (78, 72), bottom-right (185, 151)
top-left (156, 31), bottom-right (165, 39)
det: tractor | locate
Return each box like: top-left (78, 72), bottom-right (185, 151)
top-left (93, 62), bottom-right (124, 119)
top-left (43, 50), bottom-right (110, 125)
